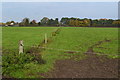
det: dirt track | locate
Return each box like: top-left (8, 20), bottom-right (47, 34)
top-left (42, 54), bottom-right (119, 78)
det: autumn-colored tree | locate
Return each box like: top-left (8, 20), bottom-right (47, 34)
top-left (69, 20), bottom-right (75, 26)
top-left (79, 21), bottom-right (84, 27)
top-left (112, 20), bottom-right (120, 27)
top-left (74, 20), bottom-right (79, 27)
top-left (112, 20), bottom-right (120, 24)
top-left (83, 19), bottom-right (91, 27)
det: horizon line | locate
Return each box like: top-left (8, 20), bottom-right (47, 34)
top-left (1, 17), bottom-right (119, 23)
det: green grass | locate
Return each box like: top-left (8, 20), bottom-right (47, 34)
top-left (2, 27), bottom-right (119, 78)
top-left (2, 27), bottom-right (58, 53)
top-left (0, 27), bottom-right (2, 45)
top-left (93, 37), bottom-right (119, 58)
top-left (45, 27), bottom-right (118, 57)
top-left (0, 27), bottom-right (1, 76)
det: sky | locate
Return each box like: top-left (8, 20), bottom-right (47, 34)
top-left (1, 2), bottom-right (119, 22)
top-left (1, 0), bottom-right (120, 2)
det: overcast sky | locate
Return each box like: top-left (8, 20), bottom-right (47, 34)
top-left (1, 0), bottom-right (120, 2)
top-left (2, 2), bottom-right (118, 22)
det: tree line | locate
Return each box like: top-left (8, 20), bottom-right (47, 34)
top-left (2, 17), bottom-right (120, 27)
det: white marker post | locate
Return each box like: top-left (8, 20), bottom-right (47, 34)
top-left (45, 33), bottom-right (47, 44)
top-left (19, 40), bottom-right (24, 54)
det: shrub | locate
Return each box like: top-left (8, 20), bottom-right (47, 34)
top-left (2, 52), bottom-right (45, 76)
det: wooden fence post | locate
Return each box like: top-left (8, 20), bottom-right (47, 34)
top-left (45, 33), bottom-right (47, 44)
top-left (19, 40), bottom-right (24, 54)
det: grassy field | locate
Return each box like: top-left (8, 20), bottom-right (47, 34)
top-left (2, 27), bottom-right (119, 78)
top-left (2, 27), bottom-right (58, 53)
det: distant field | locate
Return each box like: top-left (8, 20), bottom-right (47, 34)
top-left (2, 27), bottom-right (119, 78)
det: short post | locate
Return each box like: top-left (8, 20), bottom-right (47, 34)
top-left (45, 33), bottom-right (47, 44)
top-left (19, 40), bottom-right (24, 54)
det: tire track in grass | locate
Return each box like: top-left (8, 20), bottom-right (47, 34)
top-left (85, 38), bottom-right (119, 58)
top-left (85, 39), bottom-right (111, 55)
top-left (42, 39), bottom-right (119, 78)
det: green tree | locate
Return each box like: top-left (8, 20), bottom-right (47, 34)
top-left (38, 22), bottom-right (41, 26)
top-left (41, 17), bottom-right (49, 26)
top-left (54, 18), bottom-right (59, 26)
top-left (60, 17), bottom-right (70, 26)
top-left (21, 18), bottom-right (30, 26)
